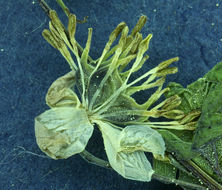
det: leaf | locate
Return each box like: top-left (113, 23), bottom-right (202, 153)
top-left (165, 61), bottom-right (222, 115)
top-left (119, 124), bottom-right (165, 157)
top-left (192, 112), bottom-right (222, 149)
top-left (192, 62), bottom-right (222, 149)
top-left (157, 129), bottom-right (198, 160)
top-left (153, 158), bottom-right (205, 190)
top-left (35, 107), bottom-right (93, 159)
top-left (96, 121), bottom-right (154, 182)
top-left (164, 61), bottom-right (222, 187)
top-left (204, 61), bottom-right (222, 83)
top-left (153, 158), bottom-right (177, 180)
top-left (191, 84), bottom-right (222, 183)
top-left (165, 79), bottom-right (206, 114)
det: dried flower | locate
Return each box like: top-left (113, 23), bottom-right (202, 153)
top-left (35, 10), bottom-right (183, 181)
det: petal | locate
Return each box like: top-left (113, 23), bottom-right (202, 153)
top-left (119, 125), bottom-right (165, 157)
top-left (96, 121), bottom-right (154, 181)
top-left (35, 107), bottom-right (93, 159)
top-left (116, 151), bottom-right (154, 181)
top-left (46, 71), bottom-right (81, 108)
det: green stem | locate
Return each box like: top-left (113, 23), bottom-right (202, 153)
top-left (79, 150), bottom-right (112, 169)
top-left (79, 150), bottom-right (207, 189)
top-left (152, 173), bottom-right (207, 190)
top-left (181, 160), bottom-right (222, 190)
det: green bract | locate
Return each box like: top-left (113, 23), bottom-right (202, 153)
top-left (35, 10), bottom-right (182, 181)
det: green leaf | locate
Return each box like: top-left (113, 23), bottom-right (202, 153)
top-left (165, 78), bottom-right (206, 114)
top-left (192, 111), bottom-right (222, 149)
top-left (192, 68), bottom-right (222, 149)
top-left (157, 130), bottom-right (198, 160)
top-left (165, 62), bottom-right (222, 115)
top-left (165, 61), bottom-right (222, 187)
top-left (35, 107), bottom-right (93, 159)
top-left (190, 62), bottom-right (222, 184)
top-left (153, 158), bottom-right (204, 190)
top-left (204, 61), bottom-right (222, 83)
top-left (153, 158), bottom-right (177, 180)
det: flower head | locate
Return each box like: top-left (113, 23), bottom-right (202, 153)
top-left (35, 10), bottom-right (182, 182)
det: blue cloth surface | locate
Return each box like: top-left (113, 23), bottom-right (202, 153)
top-left (0, 0), bottom-right (222, 189)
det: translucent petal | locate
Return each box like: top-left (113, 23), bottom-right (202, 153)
top-left (119, 125), bottom-right (165, 157)
top-left (35, 107), bottom-right (93, 159)
top-left (45, 71), bottom-right (80, 108)
top-left (97, 121), bottom-right (154, 181)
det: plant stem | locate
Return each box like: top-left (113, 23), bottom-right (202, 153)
top-left (181, 160), bottom-right (222, 190)
top-left (79, 150), bottom-right (112, 169)
top-left (152, 173), bottom-right (207, 190)
top-left (79, 150), bottom-right (207, 189)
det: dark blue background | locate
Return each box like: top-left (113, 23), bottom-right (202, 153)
top-left (1, 0), bottom-right (222, 189)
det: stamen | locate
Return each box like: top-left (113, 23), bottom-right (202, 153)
top-left (86, 23), bottom-right (126, 95)
top-left (42, 29), bottom-right (77, 70)
top-left (89, 26), bottom-right (129, 111)
top-left (81, 28), bottom-right (93, 107)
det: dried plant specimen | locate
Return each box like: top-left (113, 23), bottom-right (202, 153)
top-left (34, 2), bottom-right (222, 189)
top-left (34, 9), bottom-right (183, 182)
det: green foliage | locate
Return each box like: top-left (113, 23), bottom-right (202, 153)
top-left (154, 61), bottom-right (222, 189)
top-left (157, 129), bottom-right (198, 160)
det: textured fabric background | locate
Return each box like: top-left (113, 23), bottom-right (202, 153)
top-left (0, 0), bottom-right (222, 189)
